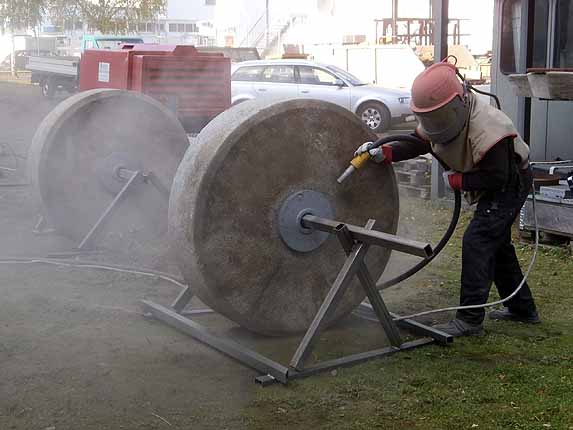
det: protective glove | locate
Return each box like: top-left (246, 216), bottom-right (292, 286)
top-left (443, 170), bottom-right (463, 191)
top-left (354, 142), bottom-right (392, 164)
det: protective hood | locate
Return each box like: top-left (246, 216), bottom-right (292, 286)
top-left (430, 93), bottom-right (530, 204)
top-left (415, 95), bottom-right (470, 145)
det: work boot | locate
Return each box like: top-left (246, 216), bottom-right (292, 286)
top-left (433, 318), bottom-right (485, 337)
top-left (488, 308), bottom-right (541, 324)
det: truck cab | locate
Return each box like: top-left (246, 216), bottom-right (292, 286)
top-left (80, 35), bottom-right (145, 53)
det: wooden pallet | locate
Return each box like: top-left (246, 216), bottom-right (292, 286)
top-left (398, 183), bottom-right (431, 200)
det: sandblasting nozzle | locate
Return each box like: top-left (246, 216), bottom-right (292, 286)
top-left (337, 165), bottom-right (357, 184)
top-left (337, 152), bottom-right (370, 184)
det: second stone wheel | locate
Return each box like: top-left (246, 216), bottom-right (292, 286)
top-left (169, 98), bottom-right (400, 336)
top-left (29, 89), bottom-right (189, 265)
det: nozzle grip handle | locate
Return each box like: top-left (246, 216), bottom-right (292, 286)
top-left (350, 152), bottom-right (370, 169)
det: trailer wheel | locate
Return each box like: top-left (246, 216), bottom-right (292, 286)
top-left (41, 78), bottom-right (56, 98)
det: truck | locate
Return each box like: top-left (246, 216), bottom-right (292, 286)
top-left (27, 35), bottom-right (144, 98)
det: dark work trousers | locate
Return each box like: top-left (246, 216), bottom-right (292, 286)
top-left (457, 167), bottom-right (537, 325)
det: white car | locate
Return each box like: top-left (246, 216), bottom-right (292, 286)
top-left (231, 59), bottom-right (412, 133)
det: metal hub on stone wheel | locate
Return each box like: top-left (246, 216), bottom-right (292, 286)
top-left (29, 89), bottom-right (189, 260)
top-left (169, 98), bottom-right (400, 336)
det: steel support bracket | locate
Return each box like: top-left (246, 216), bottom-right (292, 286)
top-left (141, 216), bottom-right (452, 385)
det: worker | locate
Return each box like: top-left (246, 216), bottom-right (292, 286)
top-left (354, 62), bottom-right (539, 337)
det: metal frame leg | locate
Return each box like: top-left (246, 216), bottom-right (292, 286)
top-left (171, 286), bottom-right (195, 313)
top-left (289, 223), bottom-right (373, 370)
top-left (337, 221), bottom-right (402, 347)
top-left (32, 214), bottom-right (55, 235)
top-left (141, 215), bottom-right (452, 385)
top-left (77, 170), bottom-right (141, 250)
top-left (143, 171), bottom-right (171, 200)
top-left (354, 303), bottom-right (453, 345)
top-left (142, 300), bottom-right (290, 384)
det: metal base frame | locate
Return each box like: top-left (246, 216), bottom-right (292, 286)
top-left (33, 169), bottom-right (170, 250)
top-left (142, 216), bottom-right (453, 385)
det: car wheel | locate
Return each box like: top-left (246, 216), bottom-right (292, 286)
top-left (41, 78), bottom-right (56, 98)
top-left (358, 102), bottom-right (391, 133)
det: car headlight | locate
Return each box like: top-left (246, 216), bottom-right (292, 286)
top-left (398, 97), bottom-right (411, 104)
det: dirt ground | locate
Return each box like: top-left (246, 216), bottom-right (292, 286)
top-left (0, 82), bottom-right (443, 429)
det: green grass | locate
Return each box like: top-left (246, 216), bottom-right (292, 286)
top-left (242, 200), bottom-right (573, 430)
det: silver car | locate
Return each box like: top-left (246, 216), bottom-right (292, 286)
top-left (231, 59), bottom-right (412, 133)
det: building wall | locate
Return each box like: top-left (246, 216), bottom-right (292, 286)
top-left (167, 0), bottom-right (216, 21)
top-left (492, 0), bottom-right (573, 161)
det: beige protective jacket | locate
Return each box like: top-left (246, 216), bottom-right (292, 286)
top-left (430, 94), bottom-right (530, 203)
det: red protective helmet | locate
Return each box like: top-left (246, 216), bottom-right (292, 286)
top-left (410, 62), bottom-right (464, 113)
top-left (410, 61), bottom-right (469, 145)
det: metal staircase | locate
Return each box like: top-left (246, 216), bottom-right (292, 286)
top-left (239, 14), bottom-right (306, 58)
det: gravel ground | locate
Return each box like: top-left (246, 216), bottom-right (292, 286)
top-left (0, 81), bottom-right (438, 430)
top-left (0, 82), bottom-right (255, 430)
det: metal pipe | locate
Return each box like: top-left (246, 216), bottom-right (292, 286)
top-left (337, 220), bottom-right (403, 347)
top-left (354, 303), bottom-right (453, 345)
top-left (142, 301), bottom-right (290, 384)
top-left (289, 338), bottom-right (434, 380)
top-left (302, 215), bottom-right (433, 258)
top-left (431, 0), bottom-right (449, 199)
top-left (116, 167), bottom-right (137, 181)
top-left (289, 226), bottom-right (371, 370)
top-left (77, 170), bottom-right (141, 250)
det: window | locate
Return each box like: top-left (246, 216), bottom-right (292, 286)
top-left (554, 0), bottom-right (573, 67)
top-left (159, 23), bottom-right (165, 32)
top-left (185, 23), bottom-right (198, 33)
top-left (178, 23), bottom-right (185, 32)
top-left (138, 23), bottom-right (146, 32)
top-left (169, 23), bottom-right (177, 32)
top-left (146, 23), bottom-right (155, 32)
top-left (299, 66), bottom-right (340, 86)
top-left (531, 0), bottom-right (549, 68)
top-left (500, 0), bottom-right (521, 74)
top-left (261, 66), bottom-right (296, 83)
top-left (326, 65), bottom-right (365, 85)
top-left (232, 66), bottom-right (264, 81)
top-left (205, 0), bottom-right (216, 5)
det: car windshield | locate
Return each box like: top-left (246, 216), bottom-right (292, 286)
top-left (325, 65), bottom-right (366, 86)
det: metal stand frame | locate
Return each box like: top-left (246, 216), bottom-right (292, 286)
top-left (142, 215), bottom-right (453, 385)
top-left (34, 168), bottom-right (170, 250)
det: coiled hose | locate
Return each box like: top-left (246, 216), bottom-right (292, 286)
top-left (359, 134), bottom-right (463, 290)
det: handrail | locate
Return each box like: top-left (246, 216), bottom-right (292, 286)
top-left (239, 13), bottom-right (266, 47)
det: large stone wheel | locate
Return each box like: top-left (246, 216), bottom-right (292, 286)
top-left (29, 89), bottom-right (189, 260)
top-left (169, 98), bottom-right (400, 336)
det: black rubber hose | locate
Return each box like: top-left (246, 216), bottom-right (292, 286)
top-left (469, 85), bottom-right (502, 110)
top-left (455, 68), bottom-right (502, 110)
top-left (365, 133), bottom-right (463, 290)
top-left (376, 189), bottom-right (462, 290)
top-left (368, 133), bottom-right (429, 150)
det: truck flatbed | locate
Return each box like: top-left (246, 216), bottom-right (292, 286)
top-left (27, 56), bottom-right (79, 77)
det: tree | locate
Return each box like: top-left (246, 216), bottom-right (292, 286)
top-left (2, 0), bottom-right (166, 35)
top-left (0, 0), bottom-right (46, 75)
top-left (54, 0), bottom-right (166, 33)
top-left (0, 0), bottom-right (46, 32)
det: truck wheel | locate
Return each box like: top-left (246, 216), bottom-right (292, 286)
top-left (357, 102), bottom-right (391, 133)
top-left (41, 78), bottom-right (56, 98)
